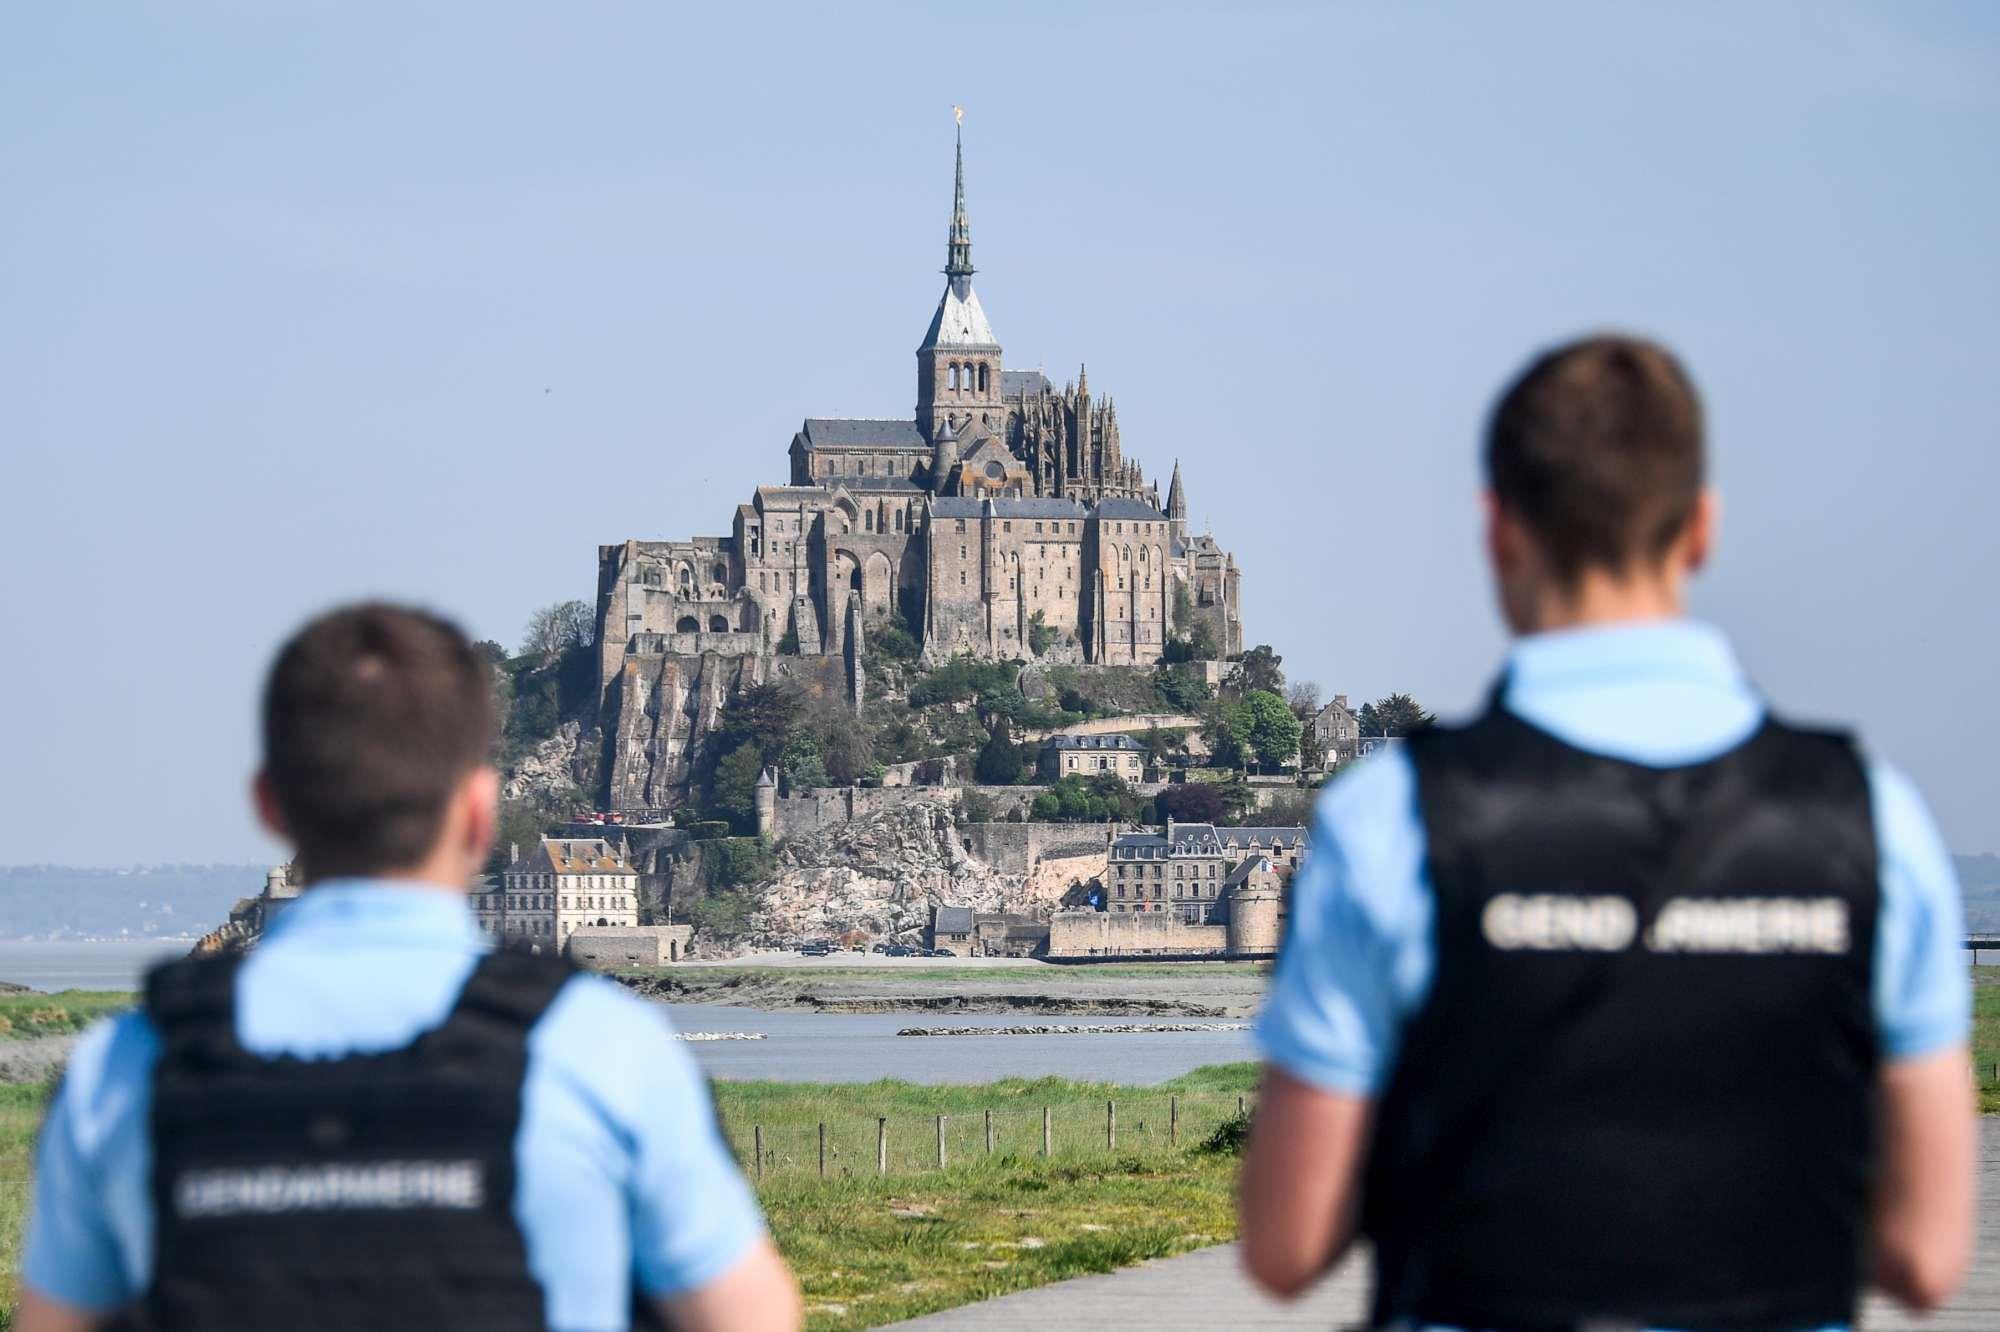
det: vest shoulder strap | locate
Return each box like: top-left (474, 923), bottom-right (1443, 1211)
top-left (414, 945), bottom-right (580, 1060)
top-left (144, 952), bottom-right (251, 1070)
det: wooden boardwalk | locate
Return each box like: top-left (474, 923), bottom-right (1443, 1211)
top-left (890, 1120), bottom-right (2000, 1329)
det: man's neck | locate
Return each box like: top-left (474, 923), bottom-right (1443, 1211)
top-left (1519, 567), bottom-right (1684, 635)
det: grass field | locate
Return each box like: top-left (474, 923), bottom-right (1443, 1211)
top-left (0, 1059), bottom-right (1255, 1329)
top-left (0, 992), bottom-right (129, 1041)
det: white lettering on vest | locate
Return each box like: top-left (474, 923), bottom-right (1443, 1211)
top-left (1482, 894), bottom-right (1638, 952)
top-left (1645, 897), bottom-right (1849, 955)
top-left (172, 1159), bottom-right (486, 1219)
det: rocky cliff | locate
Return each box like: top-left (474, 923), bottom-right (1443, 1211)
top-left (745, 798), bottom-right (1083, 947)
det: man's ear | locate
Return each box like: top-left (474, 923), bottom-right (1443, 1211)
top-left (1484, 491), bottom-right (1527, 577)
top-left (460, 766), bottom-right (501, 865)
top-left (252, 770), bottom-right (291, 841)
top-left (1680, 489), bottom-right (1719, 575)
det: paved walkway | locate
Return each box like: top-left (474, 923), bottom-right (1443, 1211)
top-left (891, 1121), bottom-right (2000, 1330)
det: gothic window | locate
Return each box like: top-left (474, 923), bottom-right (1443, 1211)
top-left (710, 615), bottom-right (728, 632)
top-left (894, 510), bottom-right (905, 532)
top-left (865, 511), bottom-right (874, 532)
top-left (977, 363), bottom-right (989, 392)
top-left (948, 364), bottom-right (959, 390)
top-left (713, 562), bottom-right (727, 584)
top-left (676, 616), bottom-right (699, 632)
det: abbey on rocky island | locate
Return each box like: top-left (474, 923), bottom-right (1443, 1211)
top-left (596, 124), bottom-right (1244, 677)
top-left (593, 125), bottom-right (1246, 808)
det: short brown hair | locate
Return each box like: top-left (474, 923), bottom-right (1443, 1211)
top-left (261, 603), bottom-right (493, 880)
top-left (1485, 334), bottom-right (1705, 584)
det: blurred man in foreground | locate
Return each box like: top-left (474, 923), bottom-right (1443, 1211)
top-left (18, 604), bottom-right (801, 1331)
top-left (1241, 336), bottom-right (1973, 1327)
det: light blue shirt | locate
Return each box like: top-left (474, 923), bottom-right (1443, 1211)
top-left (1255, 620), bottom-right (1970, 1332)
top-left (21, 883), bottom-right (765, 1331)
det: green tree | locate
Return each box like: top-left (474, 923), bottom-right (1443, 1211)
top-left (975, 718), bottom-right (1028, 784)
top-left (710, 744), bottom-right (768, 833)
top-left (1139, 726), bottom-right (1181, 768)
top-left (870, 622), bottom-right (921, 662)
top-left (717, 682), bottom-right (802, 768)
top-left (1225, 644), bottom-right (1285, 699)
top-left (521, 600), bottom-right (595, 659)
top-left (1157, 780), bottom-right (1224, 825)
top-left (1243, 690), bottom-right (1304, 771)
top-left (706, 836), bottom-right (776, 890)
top-left (779, 732), bottom-right (829, 790)
top-left (1155, 662), bottom-right (1213, 712)
top-left (1027, 610), bottom-right (1056, 656)
top-left (1359, 693), bottom-right (1436, 737)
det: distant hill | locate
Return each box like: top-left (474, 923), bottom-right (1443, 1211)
top-left (1959, 854), bottom-right (2000, 933)
top-left (0, 865), bottom-right (263, 940)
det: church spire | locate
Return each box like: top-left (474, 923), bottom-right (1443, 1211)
top-left (1166, 459), bottom-right (1187, 521)
top-left (945, 110), bottom-right (974, 284)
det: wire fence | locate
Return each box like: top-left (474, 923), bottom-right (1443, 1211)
top-left (717, 1093), bottom-right (1251, 1180)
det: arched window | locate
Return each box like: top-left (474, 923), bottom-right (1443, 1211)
top-left (676, 616), bottom-right (700, 633)
top-left (894, 509), bottom-right (905, 532)
top-left (948, 364), bottom-right (959, 391)
top-left (709, 615), bottom-right (728, 632)
top-left (977, 363), bottom-right (989, 392)
top-left (713, 562), bottom-right (727, 584)
top-left (865, 510), bottom-right (874, 532)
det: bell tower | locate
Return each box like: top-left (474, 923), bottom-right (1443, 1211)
top-left (917, 111), bottom-right (1002, 446)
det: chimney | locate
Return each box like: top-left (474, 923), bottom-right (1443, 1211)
top-left (1335, 694), bottom-right (1348, 710)
top-left (509, 842), bottom-right (520, 865)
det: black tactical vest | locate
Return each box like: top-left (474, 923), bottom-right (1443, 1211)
top-left (1362, 705), bottom-right (1880, 1332)
top-left (135, 946), bottom-right (603, 1332)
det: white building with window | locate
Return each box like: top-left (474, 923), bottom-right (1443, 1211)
top-left (473, 836), bottom-right (641, 947)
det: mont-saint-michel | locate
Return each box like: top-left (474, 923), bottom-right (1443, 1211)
top-left (592, 125), bottom-right (1247, 813)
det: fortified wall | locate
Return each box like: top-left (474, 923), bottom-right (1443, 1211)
top-left (566, 925), bottom-right (695, 969)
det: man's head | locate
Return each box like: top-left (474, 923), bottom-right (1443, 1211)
top-left (256, 603), bottom-right (497, 886)
top-left (1483, 334), bottom-right (1715, 633)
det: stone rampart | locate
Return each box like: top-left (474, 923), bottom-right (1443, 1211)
top-left (772, 785), bottom-right (954, 840)
top-left (567, 925), bottom-right (694, 969)
top-left (1048, 909), bottom-right (1229, 959)
top-left (960, 821), bottom-right (1124, 875)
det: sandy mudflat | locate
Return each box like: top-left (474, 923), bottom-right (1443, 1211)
top-left (616, 957), bottom-right (1274, 1019)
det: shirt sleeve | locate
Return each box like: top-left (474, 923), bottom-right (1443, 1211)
top-left (535, 977), bottom-right (765, 1298)
top-left (1868, 760), bottom-right (1971, 1060)
top-left (1254, 749), bottom-right (1435, 1096)
top-left (19, 1015), bottom-right (150, 1312)
top-left (623, 1027), bottom-right (767, 1295)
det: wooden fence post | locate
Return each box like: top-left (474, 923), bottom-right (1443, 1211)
top-left (877, 1117), bottom-right (888, 1175)
top-left (754, 1125), bottom-right (763, 1180)
top-left (817, 1122), bottom-right (826, 1177)
top-left (1170, 1095), bottom-right (1179, 1147)
top-left (985, 1108), bottom-right (993, 1155)
top-left (1042, 1106), bottom-right (1051, 1156)
top-left (936, 1114), bottom-right (947, 1169)
top-left (1107, 1100), bottom-right (1116, 1150)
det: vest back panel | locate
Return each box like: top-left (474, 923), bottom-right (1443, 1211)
top-left (1363, 709), bottom-right (1880, 1332)
top-left (138, 947), bottom-right (577, 1332)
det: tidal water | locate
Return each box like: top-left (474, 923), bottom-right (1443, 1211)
top-left (0, 943), bottom-right (1255, 1084)
top-left (663, 1002), bottom-right (1257, 1085)
top-left (0, 939), bottom-right (193, 993)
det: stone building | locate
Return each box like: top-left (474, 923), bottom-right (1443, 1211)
top-left (1311, 694), bottom-right (1362, 767)
top-left (475, 836), bottom-right (642, 946)
top-left (594, 124), bottom-right (1246, 808)
top-left (1040, 732), bottom-right (1147, 782)
top-left (1104, 821), bottom-right (1307, 924)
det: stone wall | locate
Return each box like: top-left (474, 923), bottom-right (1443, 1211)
top-left (772, 785), bottom-right (956, 840)
top-left (1048, 909), bottom-right (1229, 959)
top-left (567, 924), bottom-right (694, 969)
top-left (959, 821), bottom-right (1125, 875)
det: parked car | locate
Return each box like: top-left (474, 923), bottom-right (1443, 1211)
top-left (870, 942), bottom-right (891, 954)
top-left (926, 947), bottom-right (956, 958)
top-left (884, 945), bottom-right (916, 957)
top-left (800, 942), bottom-right (832, 957)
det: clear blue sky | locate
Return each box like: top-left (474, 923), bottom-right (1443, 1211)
top-left (3, 3), bottom-right (1994, 867)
